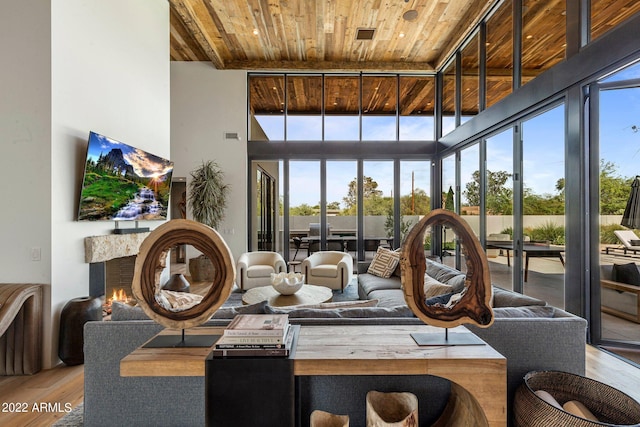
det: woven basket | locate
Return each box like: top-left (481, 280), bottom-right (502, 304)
top-left (514, 371), bottom-right (640, 427)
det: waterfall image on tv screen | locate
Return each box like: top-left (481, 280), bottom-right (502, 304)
top-left (78, 131), bottom-right (174, 221)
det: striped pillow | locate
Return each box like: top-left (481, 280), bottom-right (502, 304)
top-left (367, 247), bottom-right (400, 278)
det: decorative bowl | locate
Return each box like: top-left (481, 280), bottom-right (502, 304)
top-left (271, 272), bottom-right (305, 295)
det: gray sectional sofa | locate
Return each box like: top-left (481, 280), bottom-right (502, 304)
top-left (83, 258), bottom-right (587, 426)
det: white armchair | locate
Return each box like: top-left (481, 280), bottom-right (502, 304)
top-left (301, 251), bottom-right (353, 292)
top-left (236, 251), bottom-right (287, 291)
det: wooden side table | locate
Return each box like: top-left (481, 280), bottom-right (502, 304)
top-left (241, 284), bottom-right (332, 307)
top-left (288, 260), bottom-right (302, 272)
top-left (121, 324), bottom-right (507, 426)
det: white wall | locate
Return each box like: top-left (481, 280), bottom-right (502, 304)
top-left (171, 63), bottom-right (248, 259)
top-left (0, 1), bottom-right (52, 284)
top-left (48, 0), bottom-right (170, 367)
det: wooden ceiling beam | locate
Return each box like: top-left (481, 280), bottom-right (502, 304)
top-left (224, 59), bottom-right (435, 73)
top-left (169, 0), bottom-right (225, 69)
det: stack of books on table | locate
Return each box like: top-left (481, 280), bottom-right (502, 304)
top-left (211, 314), bottom-right (297, 357)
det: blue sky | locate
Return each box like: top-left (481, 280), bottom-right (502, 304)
top-left (260, 61), bottom-right (640, 208)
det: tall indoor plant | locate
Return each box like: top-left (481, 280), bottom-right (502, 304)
top-left (187, 160), bottom-right (230, 281)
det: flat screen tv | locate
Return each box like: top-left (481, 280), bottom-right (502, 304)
top-left (77, 131), bottom-right (174, 221)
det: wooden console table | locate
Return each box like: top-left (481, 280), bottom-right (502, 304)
top-left (121, 324), bottom-right (506, 426)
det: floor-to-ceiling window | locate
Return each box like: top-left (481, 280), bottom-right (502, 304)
top-left (485, 128), bottom-right (515, 290)
top-left (288, 161), bottom-right (320, 253)
top-left (521, 104), bottom-right (566, 308)
top-left (327, 161), bottom-right (358, 255)
top-left (596, 61), bottom-right (640, 352)
top-left (363, 161), bottom-right (394, 259)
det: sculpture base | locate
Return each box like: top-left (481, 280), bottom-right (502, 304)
top-left (411, 331), bottom-right (485, 346)
top-left (143, 334), bottom-right (219, 348)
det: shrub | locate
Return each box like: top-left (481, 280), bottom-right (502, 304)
top-left (600, 223), bottom-right (627, 244)
top-left (526, 221), bottom-right (565, 245)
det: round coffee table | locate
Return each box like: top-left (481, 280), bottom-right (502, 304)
top-left (242, 284), bottom-right (332, 307)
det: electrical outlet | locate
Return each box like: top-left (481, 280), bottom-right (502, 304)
top-left (31, 247), bottom-right (41, 262)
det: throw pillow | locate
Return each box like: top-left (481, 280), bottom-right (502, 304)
top-left (612, 263), bottom-right (640, 286)
top-left (423, 275), bottom-right (454, 298)
top-left (367, 247), bottom-right (400, 278)
top-left (425, 292), bottom-right (454, 306)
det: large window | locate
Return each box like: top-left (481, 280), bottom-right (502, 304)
top-left (325, 75), bottom-right (360, 141)
top-left (249, 73), bottom-right (435, 142)
top-left (485, 128), bottom-right (515, 289)
top-left (442, 59), bottom-right (457, 136)
top-left (591, 0), bottom-right (640, 42)
top-left (460, 32), bottom-right (480, 123)
top-left (486, 0), bottom-right (513, 108)
top-left (521, 0), bottom-right (566, 87)
top-left (399, 76), bottom-right (435, 141)
top-left (597, 61), bottom-right (640, 349)
top-left (287, 75), bottom-right (322, 140)
top-left (521, 105), bottom-right (566, 308)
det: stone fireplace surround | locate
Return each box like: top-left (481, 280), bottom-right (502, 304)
top-left (84, 232), bottom-right (150, 298)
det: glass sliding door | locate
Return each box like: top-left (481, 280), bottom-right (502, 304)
top-left (400, 160), bottom-right (431, 256)
top-left (363, 161), bottom-right (394, 259)
top-left (521, 105), bottom-right (566, 308)
top-left (485, 128), bottom-right (514, 290)
top-left (596, 61), bottom-right (640, 353)
top-left (289, 161), bottom-right (320, 259)
top-left (256, 167), bottom-right (277, 251)
top-left (326, 161), bottom-right (358, 255)
top-left (458, 144), bottom-right (480, 272)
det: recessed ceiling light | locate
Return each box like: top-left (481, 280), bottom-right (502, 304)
top-left (253, 29), bottom-right (259, 36)
top-left (526, 35), bottom-right (533, 39)
top-left (399, 32), bottom-right (406, 38)
top-left (403, 10), bottom-right (418, 21)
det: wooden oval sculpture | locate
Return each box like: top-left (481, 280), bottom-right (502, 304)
top-left (401, 209), bottom-right (493, 328)
top-left (132, 219), bottom-right (235, 329)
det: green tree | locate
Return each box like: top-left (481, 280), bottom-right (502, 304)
top-left (342, 176), bottom-right (390, 215)
top-left (464, 170), bottom-right (513, 214)
top-left (400, 188), bottom-right (431, 215)
top-left (327, 201), bottom-right (341, 210)
top-left (443, 186), bottom-right (455, 211)
top-left (600, 160), bottom-right (633, 215)
top-left (290, 203), bottom-right (315, 216)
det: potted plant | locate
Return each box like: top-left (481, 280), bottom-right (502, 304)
top-left (187, 160), bottom-right (230, 281)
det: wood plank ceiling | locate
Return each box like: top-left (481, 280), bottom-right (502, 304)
top-left (169, 0), bottom-right (494, 72)
top-left (169, 0), bottom-right (640, 116)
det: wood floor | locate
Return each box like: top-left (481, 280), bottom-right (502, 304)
top-left (0, 345), bottom-right (638, 426)
top-left (0, 364), bottom-right (83, 427)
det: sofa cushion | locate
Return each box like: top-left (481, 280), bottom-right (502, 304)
top-left (612, 263), bottom-right (640, 286)
top-left (270, 299), bottom-right (379, 311)
top-left (311, 265), bottom-right (339, 278)
top-left (265, 304), bottom-right (413, 318)
top-left (367, 289), bottom-right (408, 308)
top-left (367, 247), bottom-right (400, 278)
top-left (110, 300), bottom-right (267, 321)
top-left (247, 265), bottom-right (275, 278)
top-left (492, 286), bottom-right (546, 307)
top-left (493, 306), bottom-right (555, 318)
top-left (358, 273), bottom-right (402, 295)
